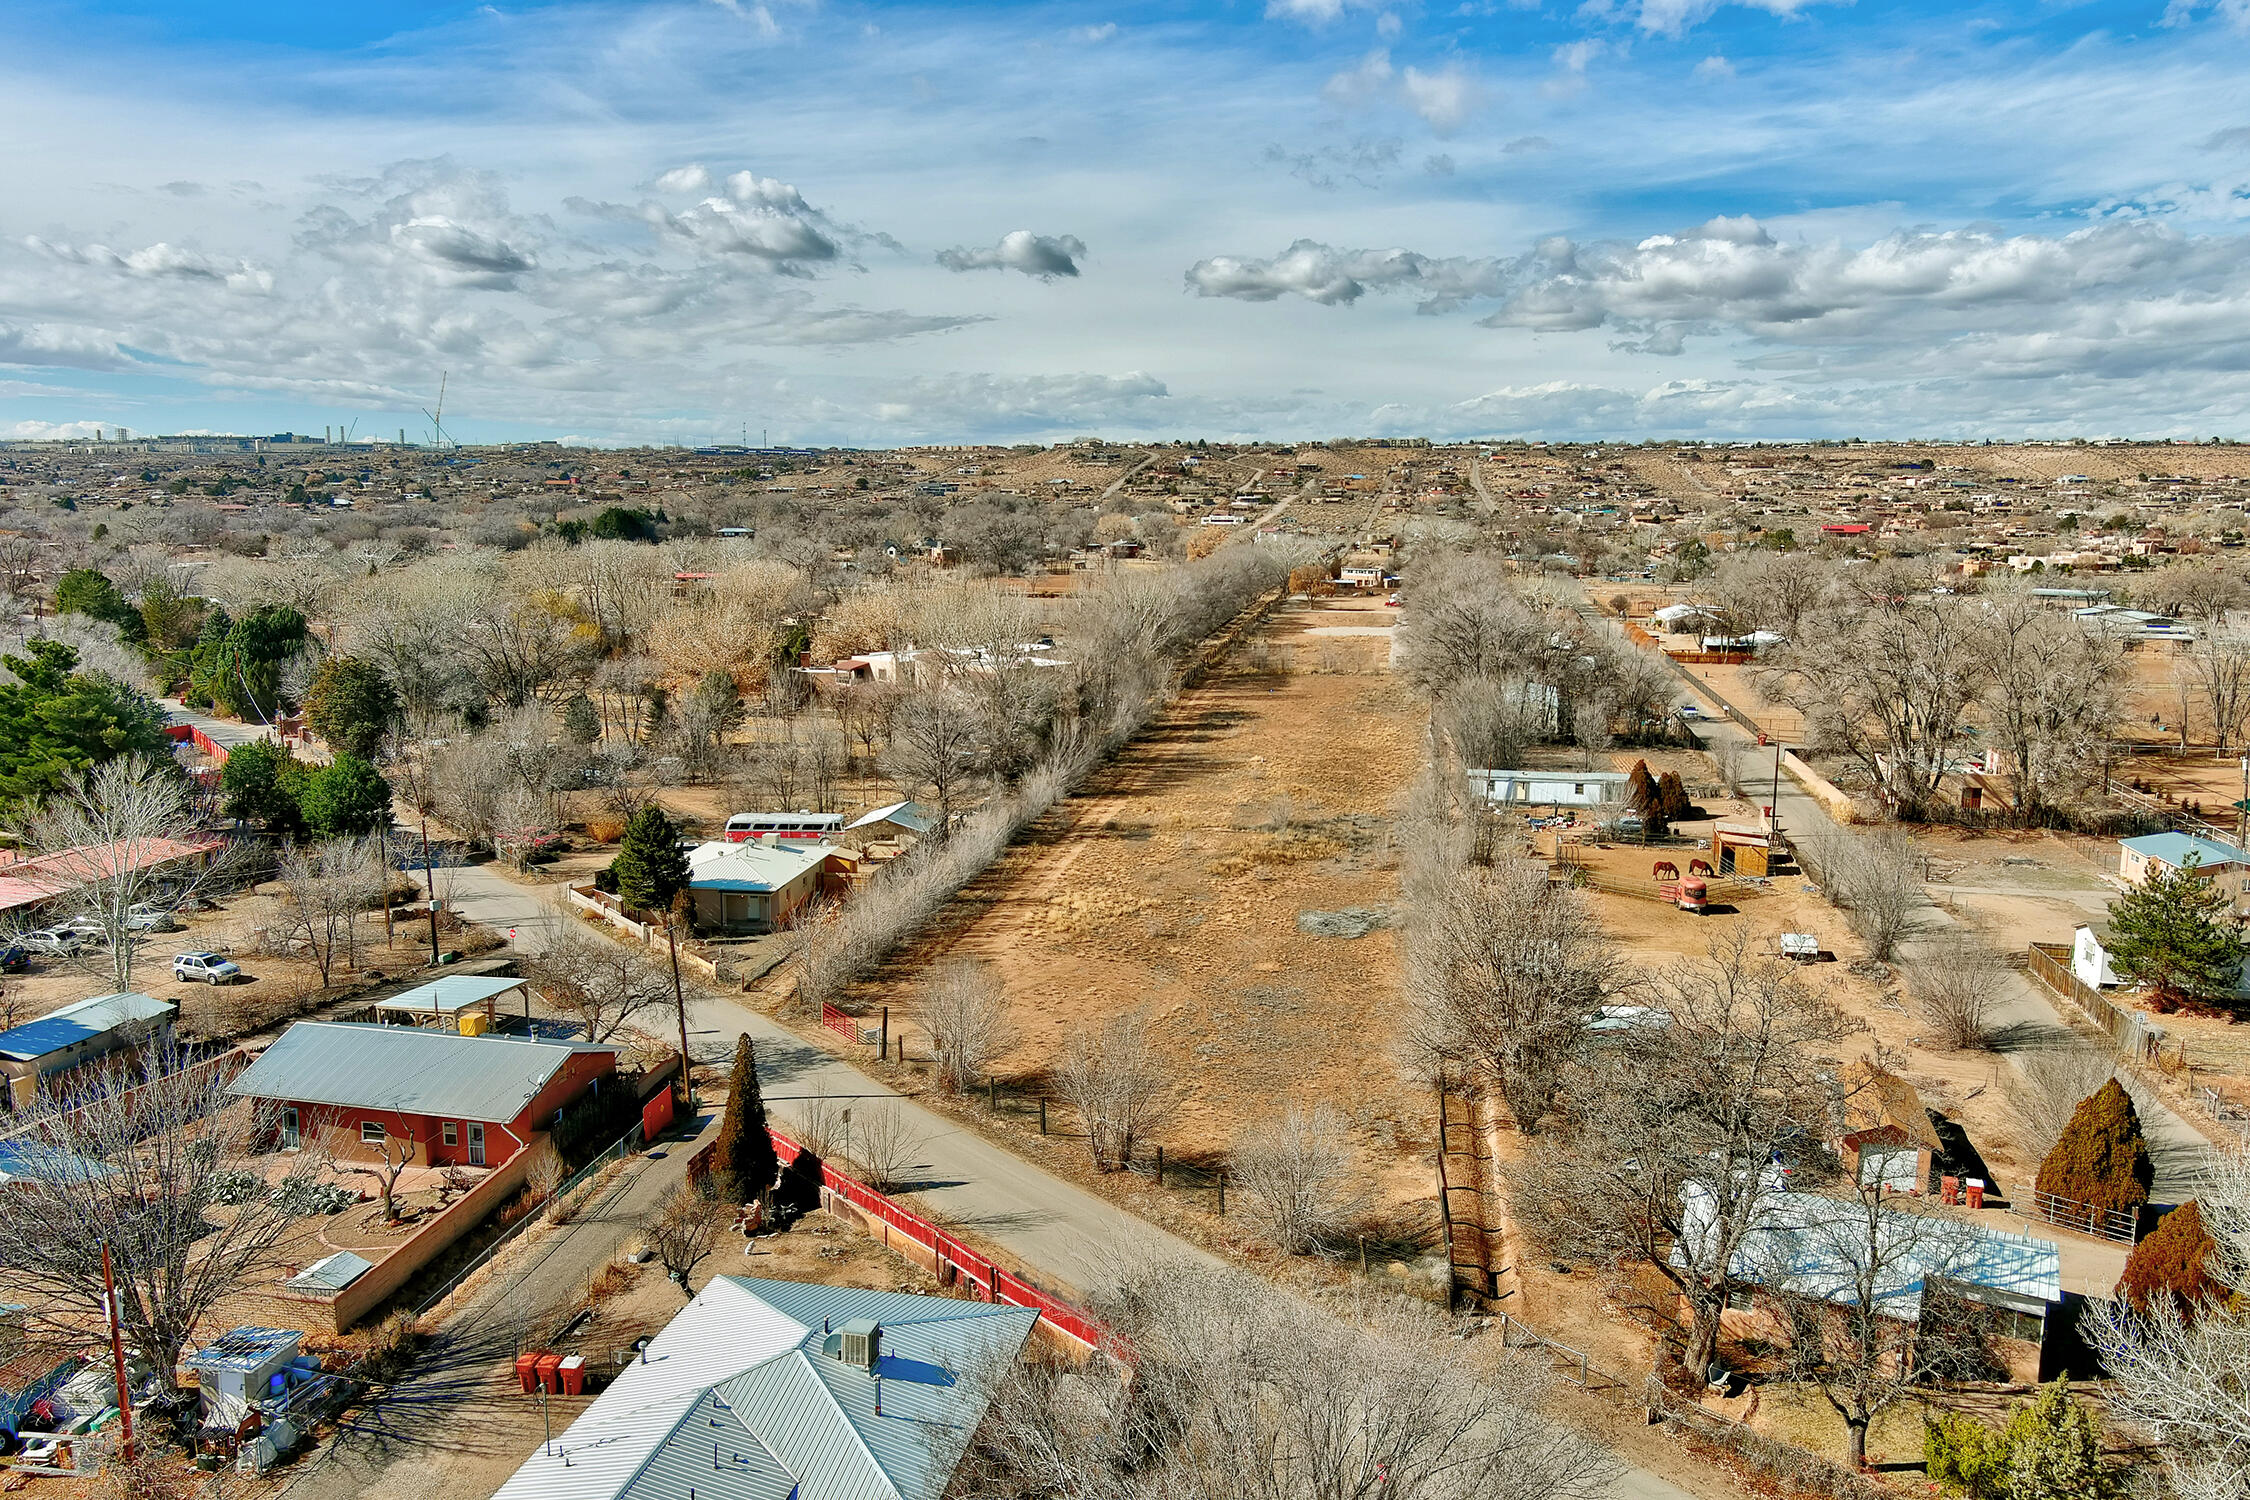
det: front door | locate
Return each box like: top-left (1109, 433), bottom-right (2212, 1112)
top-left (467, 1122), bottom-right (485, 1167)
top-left (282, 1108), bottom-right (300, 1150)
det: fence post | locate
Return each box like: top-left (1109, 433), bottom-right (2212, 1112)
top-left (1216, 1171), bottom-right (1225, 1216)
top-left (988, 1076), bottom-right (998, 1113)
top-left (1156, 1145), bottom-right (1164, 1187)
top-left (1038, 1096), bottom-right (1047, 1135)
top-left (881, 1006), bottom-right (889, 1061)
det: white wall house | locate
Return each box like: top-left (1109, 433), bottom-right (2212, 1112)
top-left (1467, 769), bottom-right (1632, 808)
top-left (2072, 924), bottom-right (2122, 989)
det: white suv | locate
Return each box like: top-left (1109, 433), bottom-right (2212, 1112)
top-left (173, 952), bottom-right (243, 985)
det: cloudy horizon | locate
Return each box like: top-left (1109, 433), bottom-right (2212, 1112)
top-left (4, 0), bottom-right (2250, 446)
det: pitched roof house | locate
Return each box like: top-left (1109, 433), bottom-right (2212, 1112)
top-left (227, 1022), bottom-right (616, 1168)
top-left (0, 992), bottom-right (176, 1113)
top-left (489, 1277), bottom-right (1038, 1500)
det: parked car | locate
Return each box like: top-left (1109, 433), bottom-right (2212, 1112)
top-left (124, 903), bottom-right (182, 932)
top-left (18, 927), bottom-right (87, 955)
top-left (1677, 703), bottom-right (1702, 720)
top-left (56, 918), bottom-right (115, 947)
top-left (0, 946), bottom-right (29, 973)
top-left (173, 952), bottom-right (243, 985)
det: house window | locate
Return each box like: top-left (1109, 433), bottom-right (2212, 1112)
top-left (361, 1120), bottom-right (387, 1144)
top-left (443, 1122), bottom-right (458, 1147)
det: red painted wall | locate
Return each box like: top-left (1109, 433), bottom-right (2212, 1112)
top-left (280, 1050), bottom-right (616, 1169)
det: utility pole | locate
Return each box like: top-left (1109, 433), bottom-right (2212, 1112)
top-left (100, 1241), bottom-right (135, 1461)
top-left (1769, 741), bottom-right (1784, 851)
top-left (666, 898), bottom-right (692, 1108)
top-left (420, 811), bottom-right (441, 964)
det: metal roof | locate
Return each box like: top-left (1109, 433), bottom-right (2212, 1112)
top-left (844, 801), bottom-right (935, 835)
top-left (2120, 831), bottom-right (2249, 869)
top-left (489, 1277), bottom-right (1038, 1500)
top-left (227, 1022), bottom-right (616, 1123)
top-left (284, 1251), bottom-right (374, 1294)
top-left (184, 1327), bottom-right (302, 1374)
top-left (687, 840), bottom-right (827, 895)
top-left (0, 993), bottom-right (173, 1063)
top-left (374, 975), bottom-right (527, 1014)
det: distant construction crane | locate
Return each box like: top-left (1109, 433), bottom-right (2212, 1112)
top-left (420, 372), bottom-right (457, 449)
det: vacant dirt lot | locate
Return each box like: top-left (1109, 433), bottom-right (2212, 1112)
top-left (857, 594), bottom-right (1431, 1210)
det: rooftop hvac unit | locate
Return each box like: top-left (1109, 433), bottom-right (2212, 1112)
top-left (838, 1319), bottom-right (881, 1371)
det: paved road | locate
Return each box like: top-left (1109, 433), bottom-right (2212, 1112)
top-left (1569, 594), bottom-right (2215, 1204)
top-left (442, 863), bottom-right (1702, 1499)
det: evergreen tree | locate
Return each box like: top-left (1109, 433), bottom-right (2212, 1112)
top-left (218, 739), bottom-right (307, 835)
top-left (1657, 769), bottom-right (1693, 823)
top-left (2035, 1079), bottom-right (2154, 1214)
top-left (0, 640), bottom-right (173, 800)
top-left (299, 753), bottom-right (394, 838)
top-left (303, 655), bottom-right (400, 760)
top-left (562, 693), bottom-right (602, 747)
top-left (2105, 856), bottom-right (2250, 1014)
top-left (1625, 759), bottom-right (1658, 815)
top-left (1926, 1379), bottom-right (2120, 1499)
top-left (2118, 1199), bottom-right (2226, 1318)
top-left (53, 568), bottom-right (145, 644)
top-left (613, 807), bottom-right (691, 916)
top-left (711, 1033), bottom-right (780, 1205)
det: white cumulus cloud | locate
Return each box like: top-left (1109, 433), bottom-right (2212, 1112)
top-left (936, 231), bottom-right (1088, 278)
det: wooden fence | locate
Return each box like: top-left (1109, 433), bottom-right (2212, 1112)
top-left (2026, 943), bottom-right (2161, 1064)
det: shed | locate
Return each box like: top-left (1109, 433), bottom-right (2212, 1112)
top-left (1838, 1062), bottom-right (1943, 1194)
top-left (0, 993), bottom-right (176, 1113)
top-left (185, 1327), bottom-right (304, 1428)
top-left (374, 975), bottom-right (528, 1030)
top-left (2072, 923), bottom-right (2121, 989)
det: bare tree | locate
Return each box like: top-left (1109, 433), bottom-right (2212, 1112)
top-left (1970, 594), bottom-right (2124, 814)
top-left (2086, 1143), bottom-right (2250, 1500)
top-left (922, 958), bottom-right (1013, 1094)
top-left (1909, 934), bottom-right (2010, 1050)
top-left (275, 836), bottom-right (385, 986)
top-left (1230, 1103), bottom-right (1369, 1255)
top-left (1407, 860), bottom-right (1626, 1134)
top-left (950, 1258), bottom-right (1616, 1500)
top-left (1056, 1009), bottom-right (1176, 1172)
top-left (645, 1182), bottom-right (732, 1299)
top-left (784, 1079), bottom-right (846, 1158)
top-left (801, 725), bottom-right (849, 813)
top-left (844, 1102), bottom-right (927, 1193)
top-left (21, 754), bottom-right (243, 993)
top-left (0, 1048), bottom-right (325, 1409)
top-left (323, 1118), bottom-right (418, 1224)
top-left (1762, 1191), bottom-right (1998, 1467)
top-left (1757, 594), bottom-right (1988, 812)
top-left (2186, 632), bottom-right (2250, 756)
top-left (885, 688), bottom-right (982, 837)
top-left (1809, 827), bottom-right (1924, 962)
top-left (520, 916), bottom-right (675, 1042)
top-left (1520, 930), bottom-right (1865, 1375)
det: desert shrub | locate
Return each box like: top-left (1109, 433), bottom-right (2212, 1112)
top-left (2118, 1199), bottom-right (2226, 1317)
top-left (2034, 1079), bottom-right (2154, 1214)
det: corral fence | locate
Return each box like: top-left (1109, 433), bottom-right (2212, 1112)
top-left (688, 1127), bottom-right (1105, 1355)
top-left (821, 1002), bottom-right (878, 1046)
top-left (2026, 943), bottom-right (2163, 1065)
top-left (2026, 1188), bottom-right (2142, 1246)
top-left (1492, 1311), bottom-right (1627, 1393)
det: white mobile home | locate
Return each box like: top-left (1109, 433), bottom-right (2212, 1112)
top-left (1466, 769), bottom-right (1632, 808)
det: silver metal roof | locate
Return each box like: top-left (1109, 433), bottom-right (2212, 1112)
top-left (374, 975), bottom-right (527, 1014)
top-left (184, 1327), bottom-right (302, 1374)
top-left (489, 1277), bottom-right (1038, 1500)
top-left (284, 1251), bottom-right (374, 1294)
top-left (227, 1022), bottom-right (615, 1123)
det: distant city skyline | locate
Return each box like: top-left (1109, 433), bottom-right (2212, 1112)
top-left (3, 0), bottom-right (2249, 446)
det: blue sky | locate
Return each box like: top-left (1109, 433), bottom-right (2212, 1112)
top-left (2, 0), bottom-right (2248, 444)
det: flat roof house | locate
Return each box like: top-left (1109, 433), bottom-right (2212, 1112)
top-left (490, 1277), bottom-right (1038, 1500)
top-left (227, 1021), bottom-right (617, 1169)
top-left (0, 993), bottom-right (176, 1113)
top-left (2118, 832), bottom-right (2250, 891)
top-left (686, 839), bottom-right (826, 934)
top-left (1467, 768), bottom-right (1631, 808)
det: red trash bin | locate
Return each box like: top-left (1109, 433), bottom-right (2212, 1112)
top-left (1940, 1175), bottom-right (1959, 1205)
top-left (558, 1355), bottom-right (586, 1396)
top-left (1965, 1179), bottom-right (1985, 1210)
top-left (515, 1352), bottom-right (543, 1394)
top-left (536, 1353), bottom-right (564, 1394)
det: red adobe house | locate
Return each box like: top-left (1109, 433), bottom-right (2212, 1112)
top-left (227, 1022), bottom-right (618, 1169)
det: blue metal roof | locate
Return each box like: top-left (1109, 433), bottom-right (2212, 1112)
top-left (0, 993), bottom-right (171, 1063)
top-left (184, 1327), bottom-right (302, 1374)
top-left (2121, 832), bottom-right (2250, 869)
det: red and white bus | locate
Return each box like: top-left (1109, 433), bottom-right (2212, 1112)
top-left (723, 812), bottom-right (845, 844)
